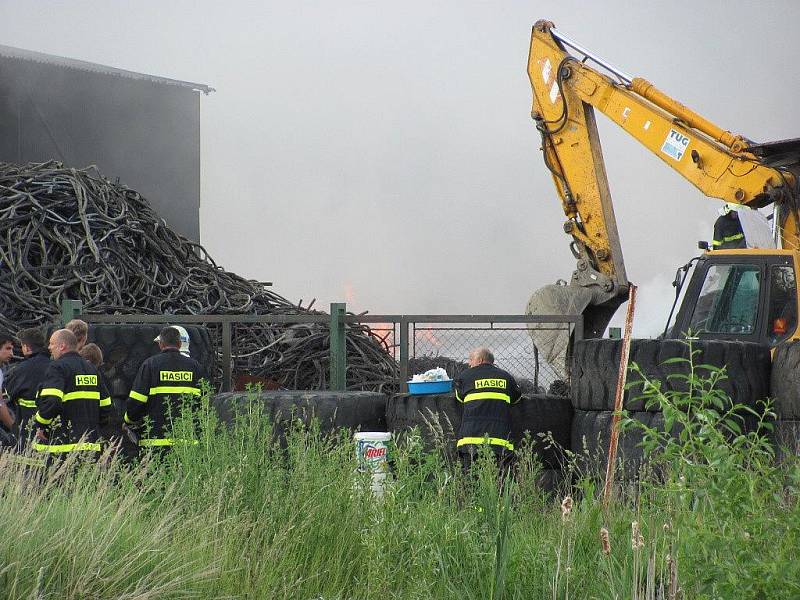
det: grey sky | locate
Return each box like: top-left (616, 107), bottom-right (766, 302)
top-left (0, 1), bottom-right (797, 335)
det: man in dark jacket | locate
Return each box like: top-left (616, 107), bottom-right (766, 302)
top-left (712, 204), bottom-right (747, 249)
top-left (0, 332), bottom-right (16, 446)
top-left (33, 329), bottom-right (111, 458)
top-left (124, 326), bottom-right (206, 453)
top-left (454, 347), bottom-right (522, 471)
top-left (5, 327), bottom-right (51, 445)
top-left (65, 319), bottom-right (89, 352)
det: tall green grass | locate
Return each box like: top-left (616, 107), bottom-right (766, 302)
top-left (1, 359), bottom-right (799, 599)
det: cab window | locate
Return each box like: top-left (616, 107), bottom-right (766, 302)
top-left (767, 265), bottom-right (797, 345)
top-left (688, 264), bottom-right (760, 335)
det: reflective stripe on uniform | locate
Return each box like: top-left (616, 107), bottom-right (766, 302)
top-left (33, 442), bottom-right (101, 453)
top-left (148, 386), bottom-right (200, 396)
top-left (129, 390), bottom-right (148, 403)
top-left (463, 391), bottom-right (511, 403)
top-left (99, 397), bottom-right (112, 408)
top-left (139, 438), bottom-right (199, 447)
top-left (18, 399), bottom-right (37, 408)
top-left (63, 391), bottom-right (101, 402)
top-left (457, 437), bottom-right (514, 451)
top-left (123, 412), bottom-right (135, 425)
top-left (34, 412), bottom-right (53, 425)
top-left (39, 388), bottom-right (64, 400)
top-left (713, 233), bottom-right (744, 247)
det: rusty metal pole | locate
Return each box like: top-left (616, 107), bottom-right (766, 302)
top-left (602, 284), bottom-right (638, 511)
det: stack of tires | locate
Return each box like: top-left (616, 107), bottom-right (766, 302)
top-left (385, 391), bottom-right (572, 487)
top-left (768, 341), bottom-right (800, 460)
top-left (211, 390), bottom-right (388, 443)
top-left (570, 338), bottom-right (772, 479)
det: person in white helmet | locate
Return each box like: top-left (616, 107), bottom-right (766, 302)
top-left (124, 326), bottom-right (205, 454)
top-left (154, 325), bottom-right (191, 357)
top-left (712, 203), bottom-right (747, 250)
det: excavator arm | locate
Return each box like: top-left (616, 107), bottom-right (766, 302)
top-left (526, 20), bottom-right (800, 349)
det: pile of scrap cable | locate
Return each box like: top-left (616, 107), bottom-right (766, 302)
top-left (0, 161), bottom-right (398, 391)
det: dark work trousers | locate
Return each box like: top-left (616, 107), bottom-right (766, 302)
top-left (459, 447), bottom-right (514, 483)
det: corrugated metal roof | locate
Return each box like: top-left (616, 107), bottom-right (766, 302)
top-left (0, 44), bottom-right (215, 94)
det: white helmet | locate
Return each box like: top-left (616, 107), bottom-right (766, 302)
top-left (718, 202), bottom-right (740, 216)
top-left (154, 325), bottom-right (191, 357)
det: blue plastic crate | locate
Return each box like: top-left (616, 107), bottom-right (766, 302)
top-left (407, 379), bottom-right (453, 395)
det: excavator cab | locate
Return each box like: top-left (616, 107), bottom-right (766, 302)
top-left (671, 250), bottom-right (799, 346)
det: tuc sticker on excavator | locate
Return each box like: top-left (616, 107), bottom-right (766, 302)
top-left (661, 129), bottom-right (691, 161)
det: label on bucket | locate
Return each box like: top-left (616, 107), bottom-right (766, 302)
top-left (354, 432), bottom-right (390, 474)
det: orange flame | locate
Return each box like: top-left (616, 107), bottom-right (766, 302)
top-left (370, 322), bottom-right (396, 353)
top-left (344, 282), bottom-right (356, 305)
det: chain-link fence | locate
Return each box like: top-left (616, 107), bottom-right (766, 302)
top-left (408, 321), bottom-right (572, 394)
top-left (344, 316), bottom-right (579, 395)
top-left (80, 312), bottom-right (582, 394)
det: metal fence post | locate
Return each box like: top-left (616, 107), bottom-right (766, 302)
top-left (399, 317), bottom-right (409, 393)
top-left (61, 298), bottom-right (83, 325)
top-left (330, 303), bottom-right (346, 391)
top-left (574, 315), bottom-right (584, 342)
top-left (221, 320), bottom-right (232, 392)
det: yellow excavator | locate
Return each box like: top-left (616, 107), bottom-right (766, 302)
top-left (526, 20), bottom-right (800, 371)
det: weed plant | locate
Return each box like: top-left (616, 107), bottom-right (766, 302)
top-left (619, 346), bottom-right (800, 599)
top-left (0, 351), bottom-right (798, 599)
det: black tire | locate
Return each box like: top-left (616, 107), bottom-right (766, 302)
top-left (88, 324), bottom-right (216, 401)
top-left (571, 339), bottom-right (771, 412)
top-left (770, 342), bottom-right (800, 419)
top-left (211, 391), bottom-right (387, 438)
top-left (570, 410), bottom-right (670, 479)
top-left (386, 393), bottom-right (462, 450)
top-left (536, 468), bottom-right (565, 495)
top-left (98, 396), bottom-right (125, 442)
top-left (767, 419), bottom-right (800, 461)
top-left (511, 395), bottom-right (572, 469)
top-left (386, 393), bottom-right (572, 469)
top-left (0, 426), bottom-right (16, 448)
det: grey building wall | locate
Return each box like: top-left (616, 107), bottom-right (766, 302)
top-left (0, 55), bottom-right (202, 241)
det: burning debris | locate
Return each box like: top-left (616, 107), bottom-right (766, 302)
top-left (0, 161), bottom-right (398, 391)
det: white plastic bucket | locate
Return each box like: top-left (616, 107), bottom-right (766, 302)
top-left (354, 432), bottom-right (391, 497)
top-left (354, 431), bottom-right (391, 475)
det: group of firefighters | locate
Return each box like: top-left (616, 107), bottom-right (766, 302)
top-left (0, 320), bottom-right (206, 462)
top-left (0, 311), bottom-right (524, 470)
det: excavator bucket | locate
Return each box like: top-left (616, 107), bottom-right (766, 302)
top-left (526, 282), bottom-right (627, 381)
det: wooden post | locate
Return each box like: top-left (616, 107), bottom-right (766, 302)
top-left (603, 284), bottom-right (638, 511)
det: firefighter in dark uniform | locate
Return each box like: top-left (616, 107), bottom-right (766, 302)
top-left (123, 326), bottom-right (205, 453)
top-left (5, 327), bottom-right (51, 446)
top-left (33, 329), bottom-right (111, 458)
top-left (454, 347), bottom-right (522, 471)
top-left (712, 204), bottom-right (747, 249)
